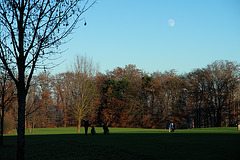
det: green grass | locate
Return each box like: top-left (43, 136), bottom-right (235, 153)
top-left (1, 127), bottom-right (240, 160)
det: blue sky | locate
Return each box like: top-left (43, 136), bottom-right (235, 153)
top-left (53, 0), bottom-right (240, 74)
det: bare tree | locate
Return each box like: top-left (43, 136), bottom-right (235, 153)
top-left (25, 74), bottom-right (41, 133)
top-left (205, 60), bottom-right (240, 127)
top-left (187, 60), bottom-right (240, 127)
top-left (0, 69), bottom-right (16, 147)
top-left (52, 72), bottom-right (71, 127)
top-left (68, 55), bottom-right (98, 133)
top-left (0, 0), bottom-right (96, 159)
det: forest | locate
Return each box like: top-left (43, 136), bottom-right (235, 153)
top-left (1, 57), bottom-right (240, 133)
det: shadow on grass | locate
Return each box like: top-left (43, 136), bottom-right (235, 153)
top-left (1, 132), bottom-right (239, 160)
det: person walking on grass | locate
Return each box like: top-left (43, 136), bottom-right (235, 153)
top-left (169, 122), bottom-right (175, 132)
top-left (91, 126), bottom-right (96, 135)
top-left (102, 120), bottom-right (109, 135)
top-left (83, 119), bottom-right (90, 135)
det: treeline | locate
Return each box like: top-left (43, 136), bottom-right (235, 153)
top-left (1, 58), bottom-right (240, 132)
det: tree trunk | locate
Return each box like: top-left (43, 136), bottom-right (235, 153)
top-left (16, 57), bottom-right (26, 160)
top-left (27, 120), bottom-right (31, 133)
top-left (32, 116), bottom-right (35, 133)
top-left (32, 122), bottom-right (34, 133)
top-left (16, 3), bottom-right (26, 159)
top-left (0, 84), bottom-right (5, 147)
top-left (0, 105), bottom-right (4, 147)
top-left (17, 88), bottom-right (26, 160)
top-left (77, 119), bottom-right (81, 133)
top-left (216, 106), bottom-right (221, 127)
top-left (209, 109), bottom-right (213, 127)
top-left (63, 108), bottom-right (67, 127)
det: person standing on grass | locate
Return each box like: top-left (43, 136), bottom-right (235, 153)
top-left (91, 126), bottom-right (96, 135)
top-left (102, 120), bottom-right (106, 135)
top-left (83, 119), bottom-right (90, 135)
top-left (102, 120), bottom-right (109, 135)
top-left (169, 122), bottom-right (175, 132)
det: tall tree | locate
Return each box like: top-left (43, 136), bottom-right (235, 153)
top-left (52, 73), bottom-right (71, 127)
top-left (25, 75), bottom-right (40, 133)
top-left (36, 71), bottom-right (55, 127)
top-left (187, 60), bottom-right (240, 127)
top-left (0, 70), bottom-right (16, 147)
top-left (90, 72), bottom-right (107, 126)
top-left (100, 78), bottom-right (130, 127)
top-left (68, 55), bottom-right (98, 133)
top-left (206, 60), bottom-right (240, 127)
top-left (187, 69), bottom-right (209, 128)
top-left (106, 65), bottom-right (144, 128)
top-left (0, 0), bottom-right (96, 159)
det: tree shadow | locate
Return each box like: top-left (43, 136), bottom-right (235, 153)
top-left (1, 132), bottom-right (239, 160)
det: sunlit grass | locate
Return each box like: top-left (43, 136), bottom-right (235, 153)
top-left (7, 126), bottom-right (240, 136)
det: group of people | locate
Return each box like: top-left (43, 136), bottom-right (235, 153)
top-left (83, 119), bottom-right (109, 135)
top-left (83, 119), bottom-right (175, 134)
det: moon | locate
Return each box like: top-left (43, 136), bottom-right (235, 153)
top-left (168, 19), bottom-right (175, 27)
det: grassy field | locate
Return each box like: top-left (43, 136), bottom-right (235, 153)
top-left (1, 127), bottom-right (239, 160)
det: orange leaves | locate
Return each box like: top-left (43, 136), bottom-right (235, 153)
top-left (4, 61), bottom-right (239, 129)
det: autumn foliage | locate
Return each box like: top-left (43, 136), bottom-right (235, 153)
top-left (1, 60), bottom-right (240, 130)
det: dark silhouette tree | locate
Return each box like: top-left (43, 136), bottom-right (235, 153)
top-left (187, 60), bottom-right (240, 127)
top-left (0, 0), bottom-right (96, 159)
